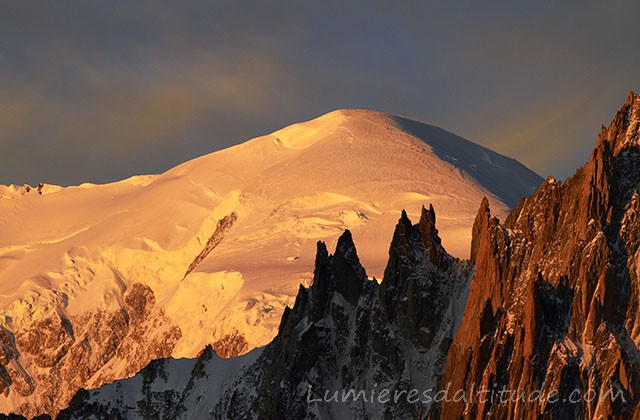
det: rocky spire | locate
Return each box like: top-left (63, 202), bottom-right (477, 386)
top-left (436, 91), bottom-right (640, 419)
top-left (310, 229), bottom-right (367, 313)
top-left (418, 204), bottom-right (447, 268)
top-left (383, 205), bottom-right (449, 287)
top-left (597, 91), bottom-right (640, 156)
top-left (470, 197), bottom-right (491, 264)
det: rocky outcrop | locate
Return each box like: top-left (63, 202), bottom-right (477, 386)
top-left (58, 207), bottom-right (472, 419)
top-left (212, 330), bottom-right (248, 359)
top-left (433, 91), bottom-right (640, 419)
top-left (0, 283), bottom-right (181, 418)
top-left (183, 212), bottom-right (237, 279)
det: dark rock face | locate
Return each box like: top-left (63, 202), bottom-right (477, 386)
top-left (58, 207), bottom-right (471, 420)
top-left (434, 92), bottom-right (640, 419)
top-left (380, 206), bottom-right (453, 350)
top-left (217, 207), bottom-right (471, 420)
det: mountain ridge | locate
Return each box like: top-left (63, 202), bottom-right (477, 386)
top-left (433, 90), bottom-right (640, 418)
top-left (0, 109), bottom-right (541, 417)
top-left (53, 90), bottom-right (640, 420)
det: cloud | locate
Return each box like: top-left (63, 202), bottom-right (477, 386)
top-left (1, 1), bottom-right (640, 184)
top-left (476, 93), bottom-right (599, 176)
top-left (0, 28), bottom-right (305, 184)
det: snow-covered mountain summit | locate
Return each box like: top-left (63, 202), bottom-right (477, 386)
top-left (0, 109), bottom-right (541, 416)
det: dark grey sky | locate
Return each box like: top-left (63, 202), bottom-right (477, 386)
top-left (2, 1), bottom-right (639, 185)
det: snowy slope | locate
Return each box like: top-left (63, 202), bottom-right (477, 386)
top-left (59, 208), bottom-right (473, 420)
top-left (0, 109), bottom-right (541, 416)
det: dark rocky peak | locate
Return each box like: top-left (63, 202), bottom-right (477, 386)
top-left (469, 198), bottom-right (511, 313)
top-left (331, 229), bottom-right (368, 303)
top-left (383, 206), bottom-right (451, 289)
top-left (418, 204), bottom-right (447, 268)
top-left (496, 93), bottom-right (640, 257)
top-left (309, 229), bottom-right (367, 316)
top-left (334, 228), bottom-right (359, 260)
top-left (232, 209), bottom-right (469, 419)
top-left (599, 91), bottom-right (640, 156)
top-left (470, 197), bottom-right (507, 263)
top-left (380, 208), bottom-right (469, 350)
top-left (224, 230), bottom-right (378, 420)
top-left (580, 90), bottom-right (640, 224)
top-left (276, 229), bottom-right (370, 341)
